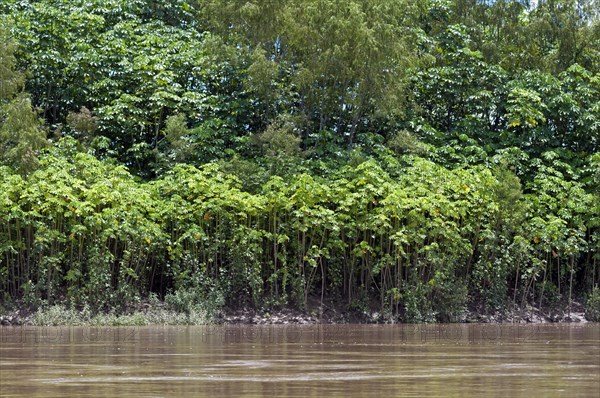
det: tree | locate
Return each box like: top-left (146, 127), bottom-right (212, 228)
top-left (200, 0), bottom-right (424, 147)
top-left (0, 22), bottom-right (46, 174)
top-left (5, 0), bottom-right (254, 177)
top-left (527, 0), bottom-right (600, 73)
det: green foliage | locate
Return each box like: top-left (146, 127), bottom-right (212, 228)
top-left (0, 23), bottom-right (47, 174)
top-left (165, 272), bottom-right (224, 323)
top-left (388, 130), bottom-right (428, 155)
top-left (197, 0), bottom-right (423, 146)
top-left (66, 106), bottom-right (98, 147)
top-left (0, 139), bottom-right (598, 321)
top-left (251, 116), bottom-right (303, 178)
top-left (28, 302), bottom-right (205, 326)
top-left (0, 94), bottom-right (47, 173)
top-left (5, 0), bottom-right (254, 176)
top-left (0, 0), bottom-right (598, 322)
top-left (585, 287), bottom-right (600, 322)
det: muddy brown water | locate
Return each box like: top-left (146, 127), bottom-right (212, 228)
top-left (1, 323), bottom-right (598, 397)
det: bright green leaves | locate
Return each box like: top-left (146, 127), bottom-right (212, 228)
top-left (2, 138), bottom-right (167, 307)
top-left (0, 141), bottom-right (598, 320)
top-left (507, 88), bottom-right (546, 128)
top-left (1, 0), bottom-right (599, 320)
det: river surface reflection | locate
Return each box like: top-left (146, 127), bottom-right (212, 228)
top-left (1, 323), bottom-right (599, 397)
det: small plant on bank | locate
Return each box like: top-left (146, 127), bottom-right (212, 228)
top-left (585, 287), bottom-right (600, 322)
top-left (30, 303), bottom-right (91, 326)
top-left (165, 272), bottom-right (225, 325)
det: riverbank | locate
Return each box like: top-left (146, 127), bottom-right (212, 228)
top-left (0, 299), bottom-right (593, 326)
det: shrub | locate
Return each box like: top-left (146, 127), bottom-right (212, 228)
top-left (585, 287), bottom-right (600, 322)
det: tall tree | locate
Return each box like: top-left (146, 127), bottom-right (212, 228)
top-left (200, 0), bottom-right (424, 147)
top-left (528, 0), bottom-right (600, 73)
top-left (0, 22), bottom-right (46, 174)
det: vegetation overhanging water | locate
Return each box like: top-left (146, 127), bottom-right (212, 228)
top-left (0, 0), bottom-right (599, 325)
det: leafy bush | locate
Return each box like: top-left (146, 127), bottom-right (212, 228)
top-left (585, 287), bottom-right (600, 322)
top-left (0, 138), bottom-right (598, 323)
top-left (165, 273), bottom-right (225, 324)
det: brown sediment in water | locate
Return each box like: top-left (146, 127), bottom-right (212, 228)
top-left (1, 323), bottom-right (599, 398)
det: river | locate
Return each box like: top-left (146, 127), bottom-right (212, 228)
top-left (1, 323), bottom-right (599, 397)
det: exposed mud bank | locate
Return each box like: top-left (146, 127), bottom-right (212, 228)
top-left (0, 299), bottom-right (592, 326)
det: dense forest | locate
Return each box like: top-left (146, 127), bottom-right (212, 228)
top-left (0, 0), bottom-right (599, 323)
